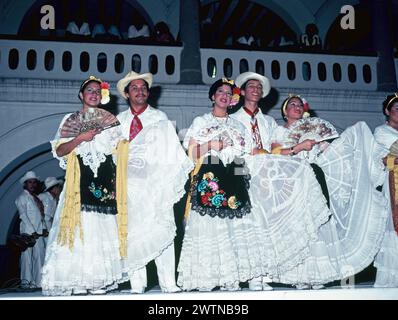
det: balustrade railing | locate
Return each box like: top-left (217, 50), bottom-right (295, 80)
top-left (0, 39), bottom-right (181, 83)
top-left (201, 48), bottom-right (378, 90)
top-left (0, 39), bottom-right (384, 91)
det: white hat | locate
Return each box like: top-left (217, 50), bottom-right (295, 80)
top-left (235, 72), bottom-right (271, 97)
top-left (44, 177), bottom-right (63, 191)
top-left (116, 71), bottom-right (153, 99)
top-left (20, 171), bottom-right (40, 185)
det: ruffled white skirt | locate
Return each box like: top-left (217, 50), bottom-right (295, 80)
top-left (374, 174), bottom-right (398, 288)
top-left (277, 122), bottom-right (389, 286)
top-left (178, 155), bottom-right (332, 291)
top-left (247, 155), bottom-right (332, 280)
top-left (177, 209), bottom-right (267, 291)
top-left (41, 191), bottom-right (128, 296)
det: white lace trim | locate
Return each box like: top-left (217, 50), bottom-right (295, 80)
top-left (51, 117), bottom-right (122, 176)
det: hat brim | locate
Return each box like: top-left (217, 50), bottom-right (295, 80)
top-left (45, 180), bottom-right (63, 191)
top-left (235, 72), bottom-right (270, 98)
top-left (20, 176), bottom-right (39, 185)
top-left (116, 73), bottom-right (153, 99)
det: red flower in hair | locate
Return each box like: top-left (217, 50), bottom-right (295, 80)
top-left (101, 82), bottom-right (110, 90)
top-left (233, 87), bottom-right (241, 95)
top-left (301, 97), bottom-right (310, 118)
top-left (100, 81), bottom-right (110, 104)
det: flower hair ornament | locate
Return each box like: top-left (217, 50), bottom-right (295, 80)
top-left (80, 75), bottom-right (110, 105)
top-left (100, 81), bottom-right (110, 105)
top-left (221, 78), bottom-right (241, 106)
top-left (222, 77), bottom-right (235, 86)
top-left (230, 87), bottom-right (241, 106)
top-left (282, 94), bottom-right (310, 118)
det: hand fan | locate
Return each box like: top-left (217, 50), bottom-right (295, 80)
top-left (288, 117), bottom-right (339, 144)
top-left (60, 108), bottom-right (120, 138)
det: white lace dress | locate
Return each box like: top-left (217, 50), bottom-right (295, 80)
top-left (178, 113), bottom-right (267, 291)
top-left (41, 113), bottom-right (128, 296)
top-left (374, 124), bottom-right (398, 287)
top-left (270, 122), bottom-right (389, 286)
top-left (178, 113), bottom-right (334, 290)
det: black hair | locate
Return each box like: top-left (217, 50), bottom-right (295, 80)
top-left (123, 79), bottom-right (150, 95)
top-left (239, 78), bottom-right (263, 92)
top-left (208, 78), bottom-right (235, 101)
top-left (78, 79), bottom-right (101, 101)
top-left (280, 95), bottom-right (303, 120)
top-left (383, 94), bottom-right (398, 118)
top-left (79, 79), bottom-right (101, 93)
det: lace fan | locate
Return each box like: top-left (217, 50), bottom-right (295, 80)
top-left (60, 108), bottom-right (120, 138)
top-left (218, 130), bottom-right (234, 147)
top-left (287, 117), bottom-right (339, 144)
top-left (390, 140), bottom-right (398, 156)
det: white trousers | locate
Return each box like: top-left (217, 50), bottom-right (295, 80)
top-left (130, 243), bottom-right (177, 291)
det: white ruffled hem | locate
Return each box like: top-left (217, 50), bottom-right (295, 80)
top-left (177, 211), bottom-right (263, 291)
top-left (41, 210), bottom-right (128, 296)
top-left (374, 230), bottom-right (398, 287)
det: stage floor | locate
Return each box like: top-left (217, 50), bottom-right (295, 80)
top-left (1, 282), bottom-right (397, 300)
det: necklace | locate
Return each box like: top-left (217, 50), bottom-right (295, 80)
top-left (211, 111), bottom-right (228, 123)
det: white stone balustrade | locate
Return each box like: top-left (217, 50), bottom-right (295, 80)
top-left (0, 39), bottom-right (181, 83)
top-left (0, 39), bottom-right (389, 91)
top-left (201, 48), bottom-right (379, 90)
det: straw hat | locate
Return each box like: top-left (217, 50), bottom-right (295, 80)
top-left (44, 177), bottom-right (63, 191)
top-left (19, 171), bottom-right (40, 185)
top-left (235, 72), bottom-right (270, 97)
top-left (116, 71), bottom-right (153, 99)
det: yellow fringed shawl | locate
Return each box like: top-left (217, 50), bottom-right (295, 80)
top-left (57, 151), bottom-right (83, 250)
top-left (184, 144), bottom-right (204, 221)
top-left (116, 140), bottom-right (129, 258)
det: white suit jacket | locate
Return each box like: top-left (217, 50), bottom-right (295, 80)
top-left (15, 190), bottom-right (45, 235)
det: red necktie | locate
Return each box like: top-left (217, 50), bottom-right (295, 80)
top-left (129, 107), bottom-right (147, 141)
top-left (243, 107), bottom-right (263, 150)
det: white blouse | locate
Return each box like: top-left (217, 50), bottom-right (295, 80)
top-left (272, 124), bottom-right (322, 163)
top-left (374, 123), bottom-right (398, 153)
top-left (183, 113), bottom-right (251, 165)
top-left (51, 112), bottom-right (122, 177)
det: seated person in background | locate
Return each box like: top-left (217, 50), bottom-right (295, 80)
top-left (65, 13), bottom-right (90, 41)
top-left (91, 22), bottom-right (107, 41)
top-left (92, 20), bottom-right (122, 42)
top-left (300, 23), bottom-right (322, 51)
top-left (107, 18), bottom-right (122, 41)
top-left (154, 21), bottom-right (175, 44)
top-left (127, 21), bottom-right (150, 42)
top-left (107, 23), bottom-right (122, 41)
top-left (236, 32), bottom-right (257, 48)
